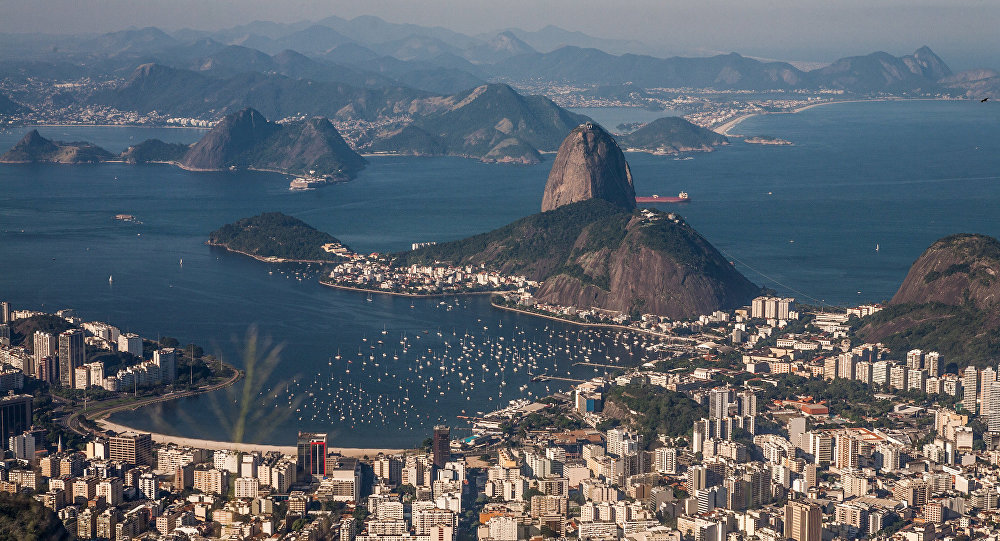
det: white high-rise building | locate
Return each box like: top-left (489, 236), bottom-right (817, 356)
top-left (872, 361), bottom-right (891, 387)
top-left (709, 388), bottom-right (732, 419)
top-left (981, 368), bottom-right (997, 412)
top-left (907, 369), bottom-right (927, 393)
top-left (808, 432), bottom-right (833, 465)
top-left (889, 365), bottom-right (907, 390)
top-left (655, 447), bottom-right (678, 474)
top-left (118, 333), bottom-right (143, 357)
top-left (751, 296), bottom-right (795, 320)
top-left (983, 369), bottom-right (999, 421)
top-left (9, 432), bottom-right (35, 461)
top-left (838, 353), bottom-right (857, 380)
top-left (989, 381), bottom-right (1000, 433)
top-left (235, 476), bottom-right (260, 499)
top-left (138, 472), bottom-right (158, 500)
top-left (32, 331), bottom-right (57, 377)
top-left (925, 352), bottom-right (942, 377)
top-left (963, 366), bottom-right (979, 414)
top-left (86, 362), bottom-right (104, 388)
top-left (153, 348), bottom-right (176, 383)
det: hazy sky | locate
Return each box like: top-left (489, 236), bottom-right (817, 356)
top-left (3, 0), bottom-right (998, 69)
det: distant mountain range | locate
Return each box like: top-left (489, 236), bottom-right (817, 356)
top-left (88, 63), bottom-right (433, 121)
top-left (1, 17), bottom-right (996, 169)
top-left (0, 14), bottom-right (985, 97)
top-left (491, 46), bottom-right (953, 91)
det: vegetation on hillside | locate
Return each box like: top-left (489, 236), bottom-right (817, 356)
top-left (209, 212), bottom-right (348, 262)
top-left (856, 302), bottom-right (1000, 367)
top-left (411, 84), bottom-right (588, 152)
top-left (244, 117), bottom-right (366, 178)
top-left (0, 493), bottom-right (72, 541)
top-left (618, 116), bottom-right (727, 152)
top-left (606, 383), bottom-right (707, 445)
top-left (9, 315), bottom-right (75, 350)
top-left (182, 109), bottom-right (365, 178)
top-left (638, 211), bottom-right (733, 274)
top-left (120, 139), bottom-right (190, 163)
top-left (394, 199), bottom-right (633, 279)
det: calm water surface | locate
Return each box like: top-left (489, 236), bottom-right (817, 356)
top-left (1, 100), bottom-right (998, 446)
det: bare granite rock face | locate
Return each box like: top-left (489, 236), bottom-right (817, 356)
top-left (855, 234), bottom-right (1000, 361)
top-left (889, 234), bottom-right (1000, 310)
top-left (541, 122), bottom-right (636, 212)
top-left (532, 212), bottom-right (760, 319)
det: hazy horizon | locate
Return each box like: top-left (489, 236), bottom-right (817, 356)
top-left (2, 0), bottom-right (999, 70)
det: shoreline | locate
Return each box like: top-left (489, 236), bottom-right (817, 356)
top-left (490, 300), bottom-right (692, 343)
top-left (714, 97), bottom-right (959, 137)
top-left (206, 241), bottom-right (344, 265)
top-left (319, 280), bottom-right (501, 299)
top-left (7, 124), bottom-right (211, 130)
top-left (84, 360), bottom-right (409, 457)
top-left (95, 418), bottom-right (408, 457)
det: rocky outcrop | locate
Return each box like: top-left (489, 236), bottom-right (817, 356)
top-left (181, 107), bottom-right (280, 170)
top-left (180, 107), bottom-right (365, 178)
top-left (0, 130), bottom-right (114, 164)
top-left (541, 123), bottom-right (636, 212)
top-left (890, 234), bottom-right (1000, 310)
top-left (856, 234), bottom-right (1000, 364)
top-left (940, 69), bottom-right (1000, 100)
top-left (533, 210), bottom-right (759, 319)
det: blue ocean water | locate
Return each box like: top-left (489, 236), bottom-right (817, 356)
top-left (567, 107), bottom-right (684, 133)
top-left (0, 100), bottom-right (998, 446)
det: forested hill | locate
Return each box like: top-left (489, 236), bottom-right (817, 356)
top-left (208, 212), bottom-right (351, 262)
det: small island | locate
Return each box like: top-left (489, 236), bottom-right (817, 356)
top-left (744, 135), bottom-right (793, 145)
top-left (0, 129), bottom-right (115, 164)
top-left (616, 116), bottom-right (729, 155)
top-left (207, 212), bottom-right (353, 263)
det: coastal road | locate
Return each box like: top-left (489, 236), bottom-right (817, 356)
top-left (58, 363), bottom-right (244, 438)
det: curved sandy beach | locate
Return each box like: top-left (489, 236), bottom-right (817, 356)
top-left (714, 98), bottom-right (959, 137)
top-left (97, 418), bottom-right (407, 458)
